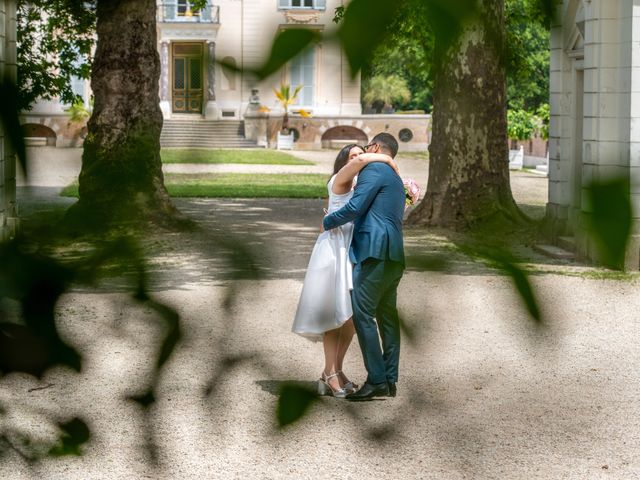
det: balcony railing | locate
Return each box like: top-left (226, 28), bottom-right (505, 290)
top-left (277, 0), bottom-right (326, 10)
top-left (159, 1), bottom-right (220, 23)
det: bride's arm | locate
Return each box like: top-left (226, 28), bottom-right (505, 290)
top-left (332, 153), bottom-right (399, 194)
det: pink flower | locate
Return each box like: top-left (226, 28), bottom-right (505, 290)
top-left (403, 178), bottom-right (421, 209)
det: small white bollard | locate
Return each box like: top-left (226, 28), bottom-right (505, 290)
top-left (277, 132), bottom-right (294, 150)
top-left (509, 145), bottom-right (524, 170)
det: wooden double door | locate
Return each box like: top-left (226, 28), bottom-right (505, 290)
top-left (172, 43), bottom-right (203, 114)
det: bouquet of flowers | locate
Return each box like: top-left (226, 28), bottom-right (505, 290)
top-left (403, 178), bottom-right (421, 209)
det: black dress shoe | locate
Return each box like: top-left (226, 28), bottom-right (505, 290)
top-left (346, 382), bottom-right (389, 401)
top-left (388, 382), bottom-right (397, 397)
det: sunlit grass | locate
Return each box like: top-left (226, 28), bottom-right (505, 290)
top-left (61, 173), bottom-right (329, 199)
top-left (160, 149), bottom-right (313, 165)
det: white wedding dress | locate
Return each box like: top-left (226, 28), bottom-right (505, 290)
top-left (292, 175), bottom-right (355, 341)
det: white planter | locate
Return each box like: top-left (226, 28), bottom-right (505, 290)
top-left (277, 132), bottom-right (294, 150)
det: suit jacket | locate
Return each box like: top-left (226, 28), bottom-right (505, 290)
top-left (323, 162), bottom-right (405, 266)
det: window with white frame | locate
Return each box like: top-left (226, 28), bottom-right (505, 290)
top-left (289, 46), bottom-right (315, 108)
top-left (278, 0), bottom-right (326, 10)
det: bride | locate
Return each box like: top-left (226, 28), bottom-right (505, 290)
top-left (292, 144), bottom-right (399, 398)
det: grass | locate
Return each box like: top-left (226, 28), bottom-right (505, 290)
top-left (61, 173), bottom-right (329, 199)
top-left (160, 148), bottom-right (313, 165)
top-left (398, 151), bottom-right (429, 161)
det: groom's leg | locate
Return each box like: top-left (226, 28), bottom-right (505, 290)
top-left (377, 262), bottom-right (404, 383)
top-left (351, 259), bottom-right (387, 385)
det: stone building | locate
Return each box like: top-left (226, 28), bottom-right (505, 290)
top-left (0, 0), bottom-right (18, 240)
top-left (23, 0), bottom-right (430, 151)
top-left (548, 0), bottom-right (640, 269)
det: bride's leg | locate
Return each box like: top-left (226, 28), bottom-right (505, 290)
top-left (336, 319), bottom-right (356, 385)
top-left (322, 328), bottom-right (342, 390)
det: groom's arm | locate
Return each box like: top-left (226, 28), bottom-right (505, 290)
top-left (323, 164), bottom-right (383, 231)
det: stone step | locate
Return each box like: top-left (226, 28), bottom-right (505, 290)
top-left (161, 136), bottom-right (248, 141)
top-left (557, 236), bottom-right (576, 252)
top-left (160, 119), bottom-right (256, 148)
top-left (160, 142), bottom-right (261, 148)
top-left (533, 244), bottom-right (575, 260)
top-left (161, 141), bottom-right (252, 145)
top-left (162, 130), bottom-right (245, 135)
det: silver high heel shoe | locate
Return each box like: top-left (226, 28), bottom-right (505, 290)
top-left (337, 370), bottom-right (358, 394)
top-left (317, 371), bottom-right (348, 398)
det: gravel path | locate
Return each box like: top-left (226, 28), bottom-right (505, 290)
top-left (3, 148), bottom-right (639, 479)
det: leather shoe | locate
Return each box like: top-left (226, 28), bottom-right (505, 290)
top-left (346, 382), bottom-right (389, 401)
top-left (388, 382), bottom-right (397, 397)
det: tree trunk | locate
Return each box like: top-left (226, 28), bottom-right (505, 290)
top-left (67, 0), bottom-right (182, 228)
top-left (408, 0), bottom-right (525, 229)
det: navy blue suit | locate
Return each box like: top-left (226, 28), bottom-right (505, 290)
top-left (323, 162), bottom-right (405, 385)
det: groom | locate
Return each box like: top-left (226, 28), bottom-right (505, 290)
top-left (323, 132), bottom-right (405, 401)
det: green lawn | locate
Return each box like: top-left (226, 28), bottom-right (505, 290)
top-left (160, 148), bottom-right (313, 165)
top-left (61, 173), bottom-right (329, 199)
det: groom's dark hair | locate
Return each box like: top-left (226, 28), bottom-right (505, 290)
top-left (371, 132), bottom-right (399, 158)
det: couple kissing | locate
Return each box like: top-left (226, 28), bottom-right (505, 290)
top-left (292, 133), bottom-right (405, 401)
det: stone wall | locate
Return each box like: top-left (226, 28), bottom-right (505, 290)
top-left (19, 113), bottom-right (87, 148)
top-left (0, 0), bottom-right (18, 240)
top-left (245, 113), bottom-right (431, 152)
top-left (548, 0), bottom-right (640, 270)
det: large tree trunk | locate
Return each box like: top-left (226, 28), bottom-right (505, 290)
top-left (408, 0), bottom-right (524, 229)
top-left (67, 0), bottom-right (181, 228)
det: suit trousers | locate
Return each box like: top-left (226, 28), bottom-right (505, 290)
top-left (351, 258), bottom-right (404, 385)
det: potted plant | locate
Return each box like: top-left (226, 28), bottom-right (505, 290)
top-left (274, 83), bottom-right (302, 149)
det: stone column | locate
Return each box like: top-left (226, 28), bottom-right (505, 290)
top-left (159, 41), bottom-right (171, 118)
top-left (205, 40), bottom-right (218, 119)
top-left (3, 0), bottom-right (19, 237)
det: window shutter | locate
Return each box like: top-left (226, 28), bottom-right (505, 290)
top-left (278, 0), bottom-right (289, 8)
top-left (164, 0), bottom-right (177, 20)
top-left (315, 0), bottom-right (326, 10)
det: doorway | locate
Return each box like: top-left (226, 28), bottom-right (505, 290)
top-left (172, 42), bottom-right (203, 114)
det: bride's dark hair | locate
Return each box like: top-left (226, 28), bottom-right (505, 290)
top-left (329, 144), bottom-right (362, 182)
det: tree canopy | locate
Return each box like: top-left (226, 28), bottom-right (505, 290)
top-left (17, 0), bottom-right (96, 110)
top-left (360, 0), bottom-right (550, 113)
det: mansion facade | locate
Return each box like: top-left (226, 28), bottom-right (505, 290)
top-left (22, 0), bottom-right (430, 151)
top-left (156, 0), bottom-right (360, 120)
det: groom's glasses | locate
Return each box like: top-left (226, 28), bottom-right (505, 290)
top-left (363, 143), bottom-right (376, 151)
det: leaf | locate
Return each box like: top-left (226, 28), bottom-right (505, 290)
top-left (0, 240), bottom-right (81, 377)
top-left (48, 418), bottom-right (90, 457)
top-left (461, 245), bottom-right (541, 323)
top-left (145, 300), bottom-right (181, 369)
top-left (277, 384), bottom-right (318, 427)
top-left (128, 390), bottom-right (156, 408)
top-left (497, 259), bottom-right (541, 322)
top-left (253, 29), bottom-right (321, 80)
top-left (424, 0), bottom-right (478, 57)
top-left (587, 178), bottom-right (632, 270)
top-left (337, 0), bottom-right (402, 74)
top-left (0, 80), bottom-right (27, 176)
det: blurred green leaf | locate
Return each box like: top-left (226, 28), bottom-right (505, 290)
top-left (128, 390), bottom-right (156, 408)
top-left (147, 300), bottom-right (181, 369)
top-left (49, 418), bottom-right (90, 457)
top-left (0, 239), bottom-right (81, 377)
top-left (277, 384), bottom-right (318, 427)
top-left (337, 0), bottom-right (402, 74)
top-left (425, 0), bottom-right (478, 55)
top-left (496, 257), bottom-right (541, 322)
top-left (529, 0), bottom-right (556, 25)
top-left (248, 29), bottom-right (321, 80)
top-left (0, 80), bottom-right (27, 176)
top-left (587, 178), bottom-right (632, 270)
top-left (462, 246), bottom-right (541, 322)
